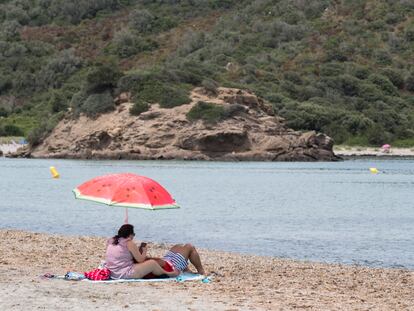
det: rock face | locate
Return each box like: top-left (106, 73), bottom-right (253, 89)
top-left (14, 87), bottom-right (339, 161)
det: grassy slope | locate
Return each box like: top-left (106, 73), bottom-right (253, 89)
top-left (0, 0), bottom-right (413, 146)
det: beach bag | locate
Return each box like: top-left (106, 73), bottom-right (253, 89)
top-left (65, 272), bottom-right (86, 281)
top-left (84, 268), bottom-right (111, 281)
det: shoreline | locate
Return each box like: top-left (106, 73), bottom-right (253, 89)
top-left (1, 229), bottom-right (413, 310)
top-left (334, 146), bottom-right (414, 158)
top-left (2, 143), bottom-right (414, 160)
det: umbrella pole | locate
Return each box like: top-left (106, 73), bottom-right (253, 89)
top-left (124, 208), bottom-right (128, 224)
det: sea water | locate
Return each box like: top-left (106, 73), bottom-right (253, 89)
top-left (0, 158), bottom-right (413, 269)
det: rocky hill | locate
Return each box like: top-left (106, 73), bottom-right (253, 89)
top-left (16, 88), bottom-right (337, 161)
top-left (1, 0), bottom-right (413, 149)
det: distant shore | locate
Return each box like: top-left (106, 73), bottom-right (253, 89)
top-left (2, 143), bottom-right (414, 160)
top-left (0, 137), bottom-right (27, 155)
top-left (334, 146), bottom-right (414, 158)
top-left (1, 229), bottom-right (413, 310)
top-left (0, 143), bottom-right (24, 155)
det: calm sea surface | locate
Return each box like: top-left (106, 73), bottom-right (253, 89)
top-left (1, 158), bottom-right (413, 269)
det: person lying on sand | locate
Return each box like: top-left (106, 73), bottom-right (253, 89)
top-left (105, 224), bottom-right (205, 279)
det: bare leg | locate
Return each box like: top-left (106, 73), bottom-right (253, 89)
top-left (129, 259), bottom-right (179, 279)
top-left (169, 244), bottom-right (205, 275)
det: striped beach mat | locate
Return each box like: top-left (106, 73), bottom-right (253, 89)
top-left (85, 273), bottom-right (205, 283)
top-left (42, 272), bottom-right (208, 283)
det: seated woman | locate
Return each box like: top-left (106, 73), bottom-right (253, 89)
top-left (105, 224), bottom-right (205, 279)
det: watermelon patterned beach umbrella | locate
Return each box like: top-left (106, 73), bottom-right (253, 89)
top-left (73, 173), bottom-right (179, 222)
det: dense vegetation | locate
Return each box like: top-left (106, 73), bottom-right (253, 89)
top-left (0, 0), bottom-right (413, 146)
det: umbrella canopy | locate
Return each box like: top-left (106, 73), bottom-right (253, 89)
top-left (73, 173), bottom-right (179, 210)
top-left (382, 144), bottom-right (391, 149)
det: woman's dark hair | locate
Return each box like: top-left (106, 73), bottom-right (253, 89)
top-left (112, 224), bottom-right (134, 245)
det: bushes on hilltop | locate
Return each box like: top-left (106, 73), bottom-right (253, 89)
top-left (117, 71), bottom-right (191, 110)
top-left (37, 50), bottom-right (83, 90)
top-left (187, 101), bottom-right (226, 123)
top-left (406, 74), bottom-right (414, 92)
top-left (187, 101), bottom-right (246, 123)
top-left (130, 100), bottom-right (150, 116)
top-left (0, 0), bottom-right (122, 26)
top-left (108, 29), bottom-right (158, 58)
top-left (0, 124), bottom-right (24, 137)
top-left (70, 63), bottom-right (121, 117)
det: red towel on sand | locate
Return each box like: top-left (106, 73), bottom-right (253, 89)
top-left (84, 268), bottom-right (111, 281)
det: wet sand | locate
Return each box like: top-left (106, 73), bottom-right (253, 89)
top-left (0, 229), bottom-right (413, 310)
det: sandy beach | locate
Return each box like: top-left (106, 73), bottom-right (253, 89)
top-left (334, 146), bottom-right (414, 158)
top-left (0, 230), bottom-right (413, 310)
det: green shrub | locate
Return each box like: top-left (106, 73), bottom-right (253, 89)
top-left (350, 65), bottom-right (370, 80)
top-left (340, 114), bottom-right (373, 134)
top-left (392, 138), bottom-right (414, 148)
top-left (158, 86), bottom-right (191, 108)
top-left (118, 71), bottom-right (191, 108)
top-left (298, 85), bottom-right (324, 101)
top-left (406, 73), bottom-right (414, 92)
top-left (80, 91), bottom-right (115, 117)
top-left (320, 62), bottom-right (345, 77)
top-left (283, 71), bottom-right (303, 84)
top-left (1, 124), bottom-right (24, 136)
top-left (36, 49), bottom-right (82, 90)
top-left (187, 101), bottom-right (226, 123)
top-left (381, 68), bottom-right (405, 89)
top-left (208, 0), bottom-right (237, 9)
top-left (49, 90), bottom-right (70, 113)
top-left (201, 78), bottom-right (219, 96)
top-left (368, 74), bottom-right (397, 95)
top-left (325, 48), bottom-right (348, 62)
top-left (27, 123), bottom-right (48, 146)
top-left (110, 29), bottom-right (158, 58)
top-left (0, 20), bottom-right (21, 40)
top-left (280, 102), bottom-right (338, 132)
top-left (343, 135), bottom-right (369, 146)
top-left (322, 75), bottom-right (360, 97)
top-left (177, 31), bottom-right (206, 56)
top-left (267, 21), bottom-right (307, 45)
top-left (280, 80), bottom-right (301, 100)
top-left (0, 76), bottom-right (12, 94)
top-left (366, 124), bottom-right (392, 145)
top-left (369, 20), bottom-right (386, 31)
top-left (117, 71), bottom-right (155, 93)
top-left (264, 93), bottom-right (285, 104)
top-left (47, 0), bottom-right (121, 24)
top-left (128, 9), bottom-right (155, 33)
top-left (303, 1), bottom-right (329, 19)
top-left (383, 96), bottom-right (407, 109)
top-left (0, 107), bottom-right (9, 117)
top-left (161, 68), bottom-right (202, 85)
top-left (357, 82), bottom-right (383, 102)
top-left (404, 24), bottom-right (414, 42)
top-left (364, 104), bottom-right (404, 135)
top-left (322, 123), bottom-right (349, 144)
top-left (385, 12), bottom-right (404, 25)
top-left (85, 64), bottom-right (122, 93)
top-left (374, 50), bottom-right (392, 65)
top-left (130, 100), bottom-right (150, 116)
top-left (70, 90), bottom-right (89, 113)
